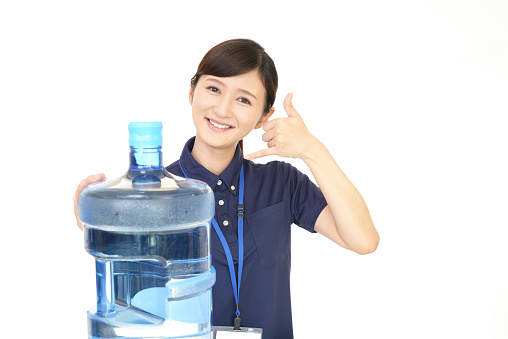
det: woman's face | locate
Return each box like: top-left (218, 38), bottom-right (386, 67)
top-left (190, 69), bottom-right (273, 152)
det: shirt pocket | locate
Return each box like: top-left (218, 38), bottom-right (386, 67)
top-left (247, 201), bottom-right (291, 268)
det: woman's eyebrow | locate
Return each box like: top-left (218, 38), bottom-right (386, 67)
top-left (206, 78), bottom-right (257, 101)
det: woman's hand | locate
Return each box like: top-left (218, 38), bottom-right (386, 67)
top-left (245, 93), bottom-right (320, 161)
top-left (73, 173), bottom-right (106, 230)
top-left (247, 93), bottom-right (379, 253)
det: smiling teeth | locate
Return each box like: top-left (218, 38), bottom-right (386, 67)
top-left (209, 119), bottom-right (231, 129)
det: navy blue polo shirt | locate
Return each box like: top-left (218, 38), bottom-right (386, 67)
top-left (166, 137), bottom-right (327, 339)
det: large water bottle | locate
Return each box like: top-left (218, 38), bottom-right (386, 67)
top-left (78, 122), bottom-right (215, 339)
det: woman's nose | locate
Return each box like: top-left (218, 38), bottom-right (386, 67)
top-left (214, 96), bottom-right (233, 118)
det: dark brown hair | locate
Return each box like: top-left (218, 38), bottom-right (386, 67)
top-left (191, 39), bottom-right (278, 115)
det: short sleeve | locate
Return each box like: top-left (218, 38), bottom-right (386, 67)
top-left (285, 163), bottom-right (328, 233)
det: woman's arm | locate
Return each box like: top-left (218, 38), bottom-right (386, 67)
top-left (303, 140), bottom-right (379, 254)
top-left (245, 93), bottom-right (379, 254)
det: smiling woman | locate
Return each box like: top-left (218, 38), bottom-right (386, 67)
top-left (189, 70), bottom-right (275, 174)
top-left (74, 38), bottom-right (379, 339)
top-left (190, 39), bottom-right (277, 115)
top-left (185, 39), bottom-right (278, 173)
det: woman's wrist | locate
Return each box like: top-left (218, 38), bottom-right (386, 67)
top-left (300, 137), bottom-right (328, 163)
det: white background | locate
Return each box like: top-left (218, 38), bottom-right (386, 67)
top-left (1, 0), bottom-right (507, 338)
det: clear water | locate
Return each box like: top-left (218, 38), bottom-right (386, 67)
top-left (85, 226), bottom-right (211, 264)
top-left (84, 227), bottom-right (215, 339)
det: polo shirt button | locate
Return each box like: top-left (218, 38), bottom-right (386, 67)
top-left (217, 180), bottom-right (222, 186)
top-left (218, 200), bottom-right (224, 206)
top-left (231, 185), bottom-right (235, 191)
top-left (223, 220), bottom-right (229, 226)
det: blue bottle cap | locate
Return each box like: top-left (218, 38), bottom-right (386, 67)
top-left (128, 122), bottom-right (163, 148)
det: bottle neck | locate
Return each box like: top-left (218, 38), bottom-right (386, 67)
top-left (127, 146), bottom-right (164, 186)
top-left (129, 146), bottom-right (163, 168)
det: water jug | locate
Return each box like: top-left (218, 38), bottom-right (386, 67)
top-left (78, 122), bottom-right (215, 339)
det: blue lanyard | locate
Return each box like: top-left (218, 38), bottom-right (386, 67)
top-left (179, 161), bottom-right (245, 323)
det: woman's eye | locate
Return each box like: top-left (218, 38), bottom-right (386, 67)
top-left (207, 86), bottom-right (219, 93)
top-left (238, 97), bottom-right (251, 105)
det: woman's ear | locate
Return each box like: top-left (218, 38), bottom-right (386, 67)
top-left (255, 107), bottom-right (275, 129)
top-left (189, 88), bottom-right (194, 105)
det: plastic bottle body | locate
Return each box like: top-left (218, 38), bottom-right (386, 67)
top-left (79, 122), bottom-right (215, 339)
top-left (84, 224), bottom-right (215, 339)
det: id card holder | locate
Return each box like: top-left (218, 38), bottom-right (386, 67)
top-left (213, 326), bottom-right (263, 338)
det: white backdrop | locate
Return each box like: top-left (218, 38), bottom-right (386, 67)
top-left (1, 0), bottom-right (507, 338)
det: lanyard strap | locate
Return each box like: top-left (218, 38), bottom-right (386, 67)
top-left (179, 162), bottom-right (245, 319)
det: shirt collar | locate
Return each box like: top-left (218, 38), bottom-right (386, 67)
top-left (179, 137), bottom-right (243, 195)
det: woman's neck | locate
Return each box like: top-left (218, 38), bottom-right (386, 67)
top-left (191, 137), bottom-right (237, 176)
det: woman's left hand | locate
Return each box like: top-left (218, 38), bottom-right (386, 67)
top-left (245, 93), bottom-right (319, 161)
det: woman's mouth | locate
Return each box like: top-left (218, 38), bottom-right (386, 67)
top-left (207, 118), bottom-right (233, 130)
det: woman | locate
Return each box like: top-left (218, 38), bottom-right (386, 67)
top-left (74, 38), bottom-right (379, 339)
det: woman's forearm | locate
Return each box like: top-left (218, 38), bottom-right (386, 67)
top-left (303, 138), bottom-right (379, 253)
